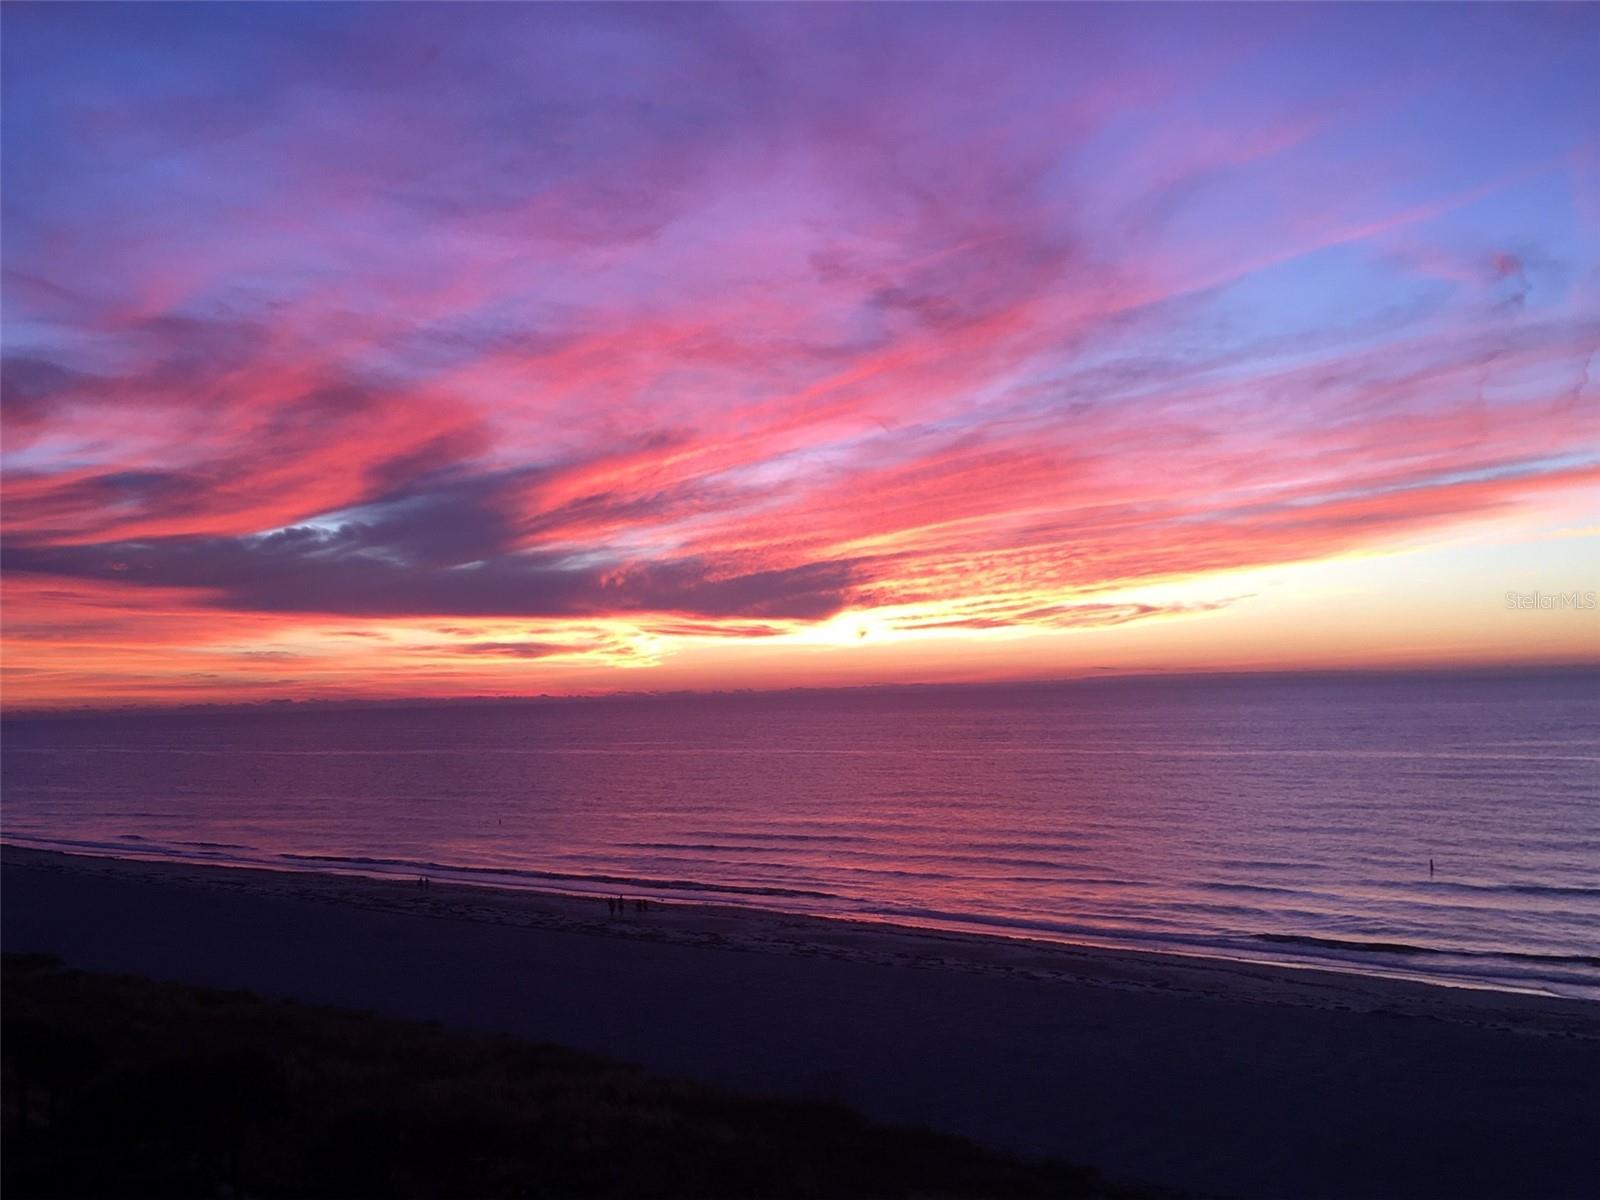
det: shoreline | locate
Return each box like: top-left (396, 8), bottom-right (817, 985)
top-left (7, 844), bottom-right (1600, 1198)
top-left (5, 845), bottom-right (1596, 1041)
top-left (7, 837), bottom-right (1596, 1003)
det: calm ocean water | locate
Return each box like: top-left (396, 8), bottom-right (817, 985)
top-left (4, 673), bottom-right (1597, 998)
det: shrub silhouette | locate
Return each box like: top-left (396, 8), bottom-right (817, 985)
top-left (2, 955), bottom-right (1166, 1199)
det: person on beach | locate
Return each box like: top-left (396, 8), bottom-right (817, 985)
top-left (607, 897), bottom-right (616, 916)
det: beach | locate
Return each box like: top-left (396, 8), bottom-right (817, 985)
top-left (4, 846), bottom-right (1597, 1199)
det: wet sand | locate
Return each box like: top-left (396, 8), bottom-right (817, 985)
top-left (4, 846), bottom-right (1598, 1198)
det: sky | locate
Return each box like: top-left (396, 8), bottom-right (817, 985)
top-left (2, 2), bottom-right (1597, 709)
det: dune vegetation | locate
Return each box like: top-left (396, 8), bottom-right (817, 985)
top-left (1, 954), bottom-right (1168, 1199)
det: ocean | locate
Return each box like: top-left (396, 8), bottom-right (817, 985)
top-left (3, 672), bottom-right (1597, 998)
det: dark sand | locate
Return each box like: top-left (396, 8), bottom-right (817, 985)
top-left (4, 847), bottom-right (1597, 1199)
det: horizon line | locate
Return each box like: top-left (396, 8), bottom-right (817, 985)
top-left (6, 660), bottom-right (1597, 721)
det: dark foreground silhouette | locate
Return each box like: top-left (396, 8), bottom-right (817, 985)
top-left (1, 954), bottom-right (1173, 1199)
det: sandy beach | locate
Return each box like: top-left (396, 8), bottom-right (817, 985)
top-left (4, 845), bottom-right (1598, 1199)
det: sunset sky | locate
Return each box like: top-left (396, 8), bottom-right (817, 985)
top-left (2, 2), bottom-right (1596, 708)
